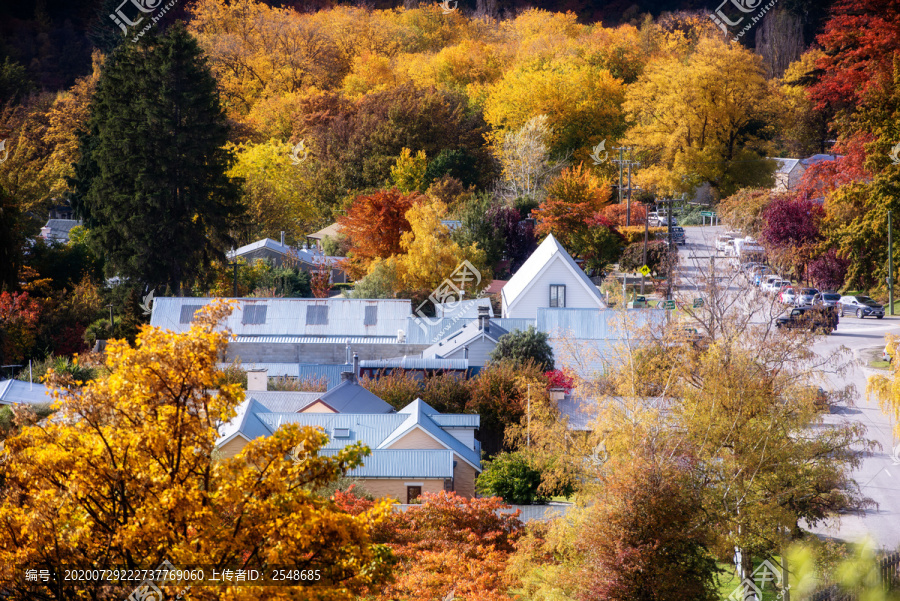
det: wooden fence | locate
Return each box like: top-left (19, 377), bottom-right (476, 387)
top-left (807, 552), bottom-right (900, 601)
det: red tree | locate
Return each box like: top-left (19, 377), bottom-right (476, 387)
top-left (0, 292), bottom-right (42, 365)
top-left (807, 248), bottom-right (850, 291)
top-left (794, 137), bottom-right (871, 201)
top-left (809, 0), bottom-right (900, 113)
top-left (337, 188), bottom-right (425, 279)
top-left (601, 203), bottom-right (648, 227)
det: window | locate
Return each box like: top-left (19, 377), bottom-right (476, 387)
top-left (406, 485), bottom-right (422, 504)
top-left (549, 285), bottom-right (566, 308)
top-left (242, 304), bottom-right (267, 325)
top-left (332, 427), bottom-right (351, 438)
top-left (306, 305), bottom-right (329, 325)
top-left (364, 305), bottom-right (377, 326)
top-left (179, 304), bottom-right (204, 324)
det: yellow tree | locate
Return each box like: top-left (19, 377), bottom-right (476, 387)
top-left (0, 302), bottom-right (392, 600)
top-left (390, 147), bottom-right (428, 193)
top-left (624, 37), bottom-right (777, 198)
top-left (227, 139), bottom-right (316, 243)
top-left (389, 201), bottom-right (489, 292)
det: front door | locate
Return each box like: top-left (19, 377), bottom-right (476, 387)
top-left (406, 485), bottom-right (422, 504)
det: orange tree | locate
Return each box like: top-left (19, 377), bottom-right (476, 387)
top-left (0, 301), bottom-right (393, 601)
top-left (336, 490), bottom-right (522, 601)
top-left (337, 188), bottom-right (426, 279)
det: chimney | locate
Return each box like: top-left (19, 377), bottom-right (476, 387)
top-left (352, 352), bottom-right (359, 380)
top-left (247, 369), bottom-right (268, 391)
top-left (478, 305), bottom-right (490, 331)
top-left (280, 231), bottom-right (285, 246)
top-left (340, 371), bottom-right (355, 383)
top-left (464, 345), bottom-right (469, 359)
top-left (346, 339), bottom-right (351, 364)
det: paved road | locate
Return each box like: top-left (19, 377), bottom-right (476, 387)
top-left (679, 225), bottom-right (900, 550)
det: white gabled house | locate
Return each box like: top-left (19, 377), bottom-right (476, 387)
top-left (501, 234), bottom-right (607, 319)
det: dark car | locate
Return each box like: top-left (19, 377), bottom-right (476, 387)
top-left (838, 295), bottom-right (885, 319)
top-left (671, 226), bottom-right (686, 245)
top-left (776, 305), bottom-right (838, 334)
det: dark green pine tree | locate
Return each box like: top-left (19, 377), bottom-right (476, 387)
top-left (70, 22), bottom-right (243, 294)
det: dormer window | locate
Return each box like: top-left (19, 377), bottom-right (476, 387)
top-left (550, 285), bottom-right (566, 308)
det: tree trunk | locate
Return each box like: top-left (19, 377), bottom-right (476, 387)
top-left (754, 9), bottom-right (805, 79)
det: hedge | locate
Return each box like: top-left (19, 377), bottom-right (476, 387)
top-left (618, 226), bottom-right (667, 245)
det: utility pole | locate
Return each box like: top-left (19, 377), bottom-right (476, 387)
top-left (626, 160), bottom-right (633, 226)
top-left (890, 210), bottom-right (894, 315)
top-left (107, 304), bottom-right (115, 330)
top-left (667, 196), bottom-right (674, 300)
top-left (228, 261), bottom-right (239, 297)
top-left (642, 204), bottom-right (649, 295)
top-left (614, 146), bottom-right (625, 205)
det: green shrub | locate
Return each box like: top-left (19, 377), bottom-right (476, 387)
top-left (476, 451), bottom-right (546, 504)
top-left (489, 326), bottom-right (554, 371)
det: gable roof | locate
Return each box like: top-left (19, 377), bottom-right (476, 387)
top-left (801, 153), bottom-right (841, 166)
top-left (245, 391), bottom-right (323, 413)
top-left (40, 219), bottom-right (82, 242)
top-left (377, 399), bottom-right (481, 470)
top-left (770, 158), bottom-right (803, 175)
top-left (423, 320), bottom-right (508, 359)
top-left (316, 380), bottom-right (394, 413)
top-left (502, 234), bottom-right (605, 311)
top-left (251, 398), bottom-right (481, 471)
top-left (227, 239), bottom-right (343, 266)
top-left (216, 398), bottom-right (274, 446)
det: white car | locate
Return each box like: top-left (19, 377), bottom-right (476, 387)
top-left (763, 279), bottom-right (788, 294)
top-left (716, 235), bottom-right (735, 253)
top-left (760, 275), bottom-right (780, 291)
top-left (780, 288), bottom-right (796, 304)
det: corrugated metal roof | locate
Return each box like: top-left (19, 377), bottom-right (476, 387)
top-left (380, 400), bottom-right (480, 469)
top-left (151, 298), bottom-right (412, 337)
top-left (431, 414), bottom-right (480, 428)
top-left (245, 391), bottom-right (322, 412)
top-left (317, 380), bottom-right (394, 413)
top-left (320, 449), bottom-right (455, 478)
top-left (359, 357), bottom-right (469, 370)
top-left (435, 297), bottom-right (492, 318)
top-left (258, 413), bottom-right (407, 449)
top-left (0, 380), bottom-right (55, 405)
top-left (217, 362), bottom-right (300, 377)
top-left (538, 308), bottom-right (666, 340)
top-left (217, 398), bottom-right (274, 444)
top-left (232, 335), bottom-right (402, 345)
top-left (298, 364), bottom-right (352, 389)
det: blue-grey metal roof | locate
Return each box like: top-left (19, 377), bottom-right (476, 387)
top-left (359, 357), bottom-right (468, 370)
top-left (298, 364), bottom-right (352, 389)
top-left (151, 297), bottom-right (412, 337)
top-left (217, 398), bottom-right (274, 444)
top-left (537, 308), bottom-right (666, 340)
top-left (435, 297), bottom-right (493, 318)
top-left (493, 318), bottom-right (534, 332)
top-left (232, 335), bottom-right (403, 345)
top-left (321, 449), bottom-right (455, 479)
top-left (245, 391), bottom-right (323, 412)
top-left (316, 380), bottom-right (394, 413)
top-left (258, 413), bottom-right (407, 449)
top-left (379, 399), bottom-right (481, 469)
top-left (431, 414), bottom-right (480, 428)
top-left (217, 362), bottom-right (300, 377)
top-left (423, 321), bottom-right (508, 359)
top-left (0, 380), bottom-right (55, 405)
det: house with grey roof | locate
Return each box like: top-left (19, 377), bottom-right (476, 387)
top-left (39, 219), bottom-right (82, 243)
top-left (216, 397), bottom-right (481, 502)
top-left (501, 234), bottom-right (606, 319)
top-left (151, 297), bottom-right (431, 365)
top-left (770, 158), bottom-right (805, 192)
top-left (227, 237), bottom-right (347, 283)
top-left (422, 306), bottom-right (508, 367)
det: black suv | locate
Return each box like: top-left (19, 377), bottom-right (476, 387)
top-left (776, 305), bottom-right (838, 334)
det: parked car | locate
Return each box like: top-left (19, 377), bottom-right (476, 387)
top-left (812, 291), bottom-right (841, 308)
top-left (716, 234), bottom-right (735, 253)
top-left (671, 226), bottom-right (686, 245)
top-left (751, 267), bottom-right (772, 286)
top-left (657, 210), bottom-right (678, 226)
top-left (838, 295), bottom-right (885, 319)
top-left (780, 288), bottom-right (796, 304)
top-left (740, 262), bottom-right (761, 274)
top-left (774, 282), bottom-right (793, 297)
top-left (775, 305), bottom-right (838, 334)
top-left (763, 278), bottom-right (789, 294)
top-left (883, 343), bottom-right (893, 363)
top-left (760, 275), bottom-right (780, 291)
top-left (794, 288), bottom-right (819, 306)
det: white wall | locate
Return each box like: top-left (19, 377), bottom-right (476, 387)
top-left (505, 255), bottom-right (603, 319)
top-left (442, 336), bottom-right (497, 367)
top-left (445, 428), bottom-right (476, 450)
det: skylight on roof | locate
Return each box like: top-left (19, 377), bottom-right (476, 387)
top-left (332, 427), bottom-right (351, 438)
top-left (242, 304), bottom-right (267, 325)
top-left (364, 305), bottom-right (377, 326)
top-left (179, 304), bottom-right (204, 324)
top-left (307, 305), bottom-right (328, 325)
